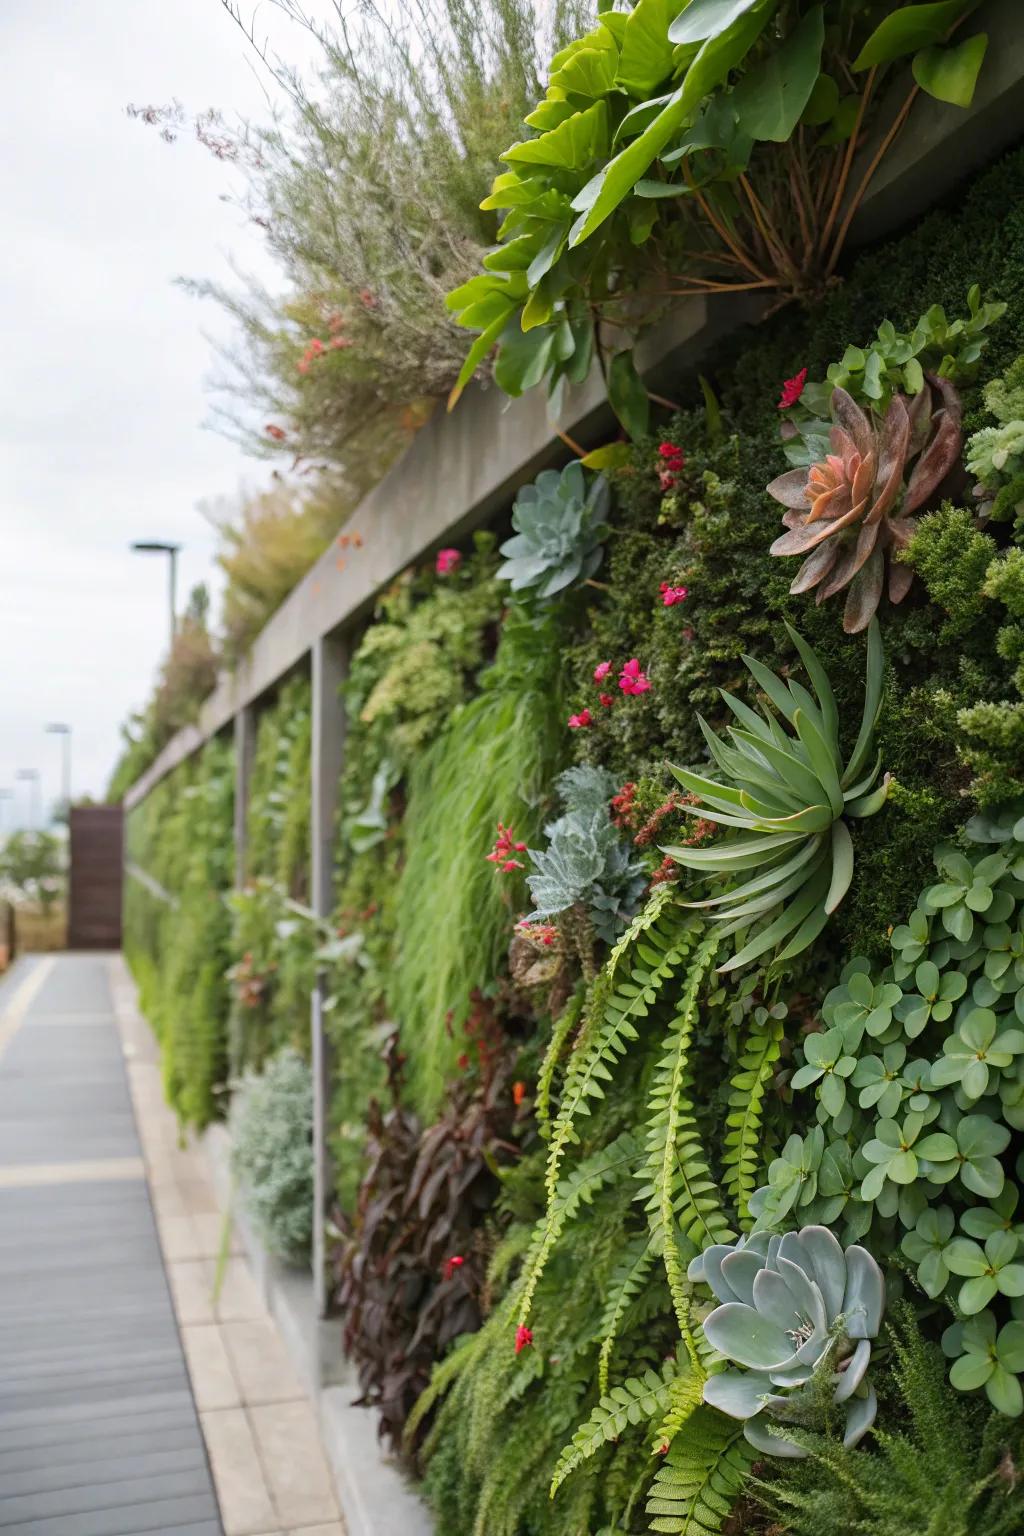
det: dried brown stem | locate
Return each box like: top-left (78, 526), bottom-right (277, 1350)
top-left (555, 427), bottom-right (587, 457)
top-left (648, 391), bottom-right (684, 412)
top-left (683, 162), bottom-right (770, 282)
top-left (826, 83), bottom-right (919, 275)
top-left (739, 174), bottom-right (796, 283)
top-left (819, 66), bottom-right (877, 255)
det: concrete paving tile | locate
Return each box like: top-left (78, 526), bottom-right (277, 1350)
top-left (250, 1400), bottom-right (339, 1528)
top-left (158, 1214), bottom-right (205, 1262)
top-left (192, 1210), bottom-right (240, 1258)
top-left (167, 1258), bottom-right (216, 1326)
top-left (221, 1318), bottom-right (303, 1405)
top-left (177, 1176), bottom-right (221, 1216)
top-left (181, 1323), bottom-right (242, 1410)
top-left (215, 1257), bottom-right (266, 1323)
top-left (287, 1525), bottom-right (346, 1535)
top-left (201, 1407), bottom-right (278, 1536)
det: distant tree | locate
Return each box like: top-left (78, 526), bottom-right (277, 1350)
top-left (1, 831), bottom-right (64, 914)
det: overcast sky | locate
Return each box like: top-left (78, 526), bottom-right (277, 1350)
top-left (0, 0), bottom-right (324, 825)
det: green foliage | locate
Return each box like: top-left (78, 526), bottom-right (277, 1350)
top-left (665, 621), bottom-right (888, 971)
top-left (390, 608), bottom-right (567, 1113)
top-left (447, 0), bottom-right (986, 425)
top-left (246, 675), bottom-right (311, 891)
top-left (757, 1305), bottom-right (1024, 1536)
top-left (550, 1361), bottom-right (675, 1497)
top-left (645, 1405), bottom-right (756, 1534)
top-left (0, 830), bottom-right (63, 913)
top-left (526, 765), bottom-right (647, 943)
top-left (123, 736), bottom-right (234, 1127)
top-left (498, 463), bottom-right (610, 601)
top-left (230, 1047), bottom-right (314, 1262)
top-left (967, 354), bottom-right (1024, 525)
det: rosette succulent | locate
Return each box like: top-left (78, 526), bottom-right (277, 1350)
top-left (497, 461), bottom-right (609, 601)
top-left (689, 1225), bottom-right (885, 1458)
top-left (663, 620), bottom-right (888, 973)
top-left (767, 377), bottom-right (962, 632)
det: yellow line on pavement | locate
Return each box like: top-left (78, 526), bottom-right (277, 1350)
top-left (0, 1158), bottom-right (146, 1189)
top-left (0, 958), bottom-right (54, 1068)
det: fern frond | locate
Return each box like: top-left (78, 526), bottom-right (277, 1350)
top-left (536, 983), bottom-right (585, 1134)
top-left (597, 1235), bottom-right (659, 1395)
top-left (545, 896), bottom-right (693, 1203)
top-left (722, 1009), bottom-right (784, 1226)
top-left (517, 1131), bottom-right (642, 1329)
top-left (551, 1363), bottom-right (675, 1498)
top-left (650, 1365), bottom-right (705, 1457)
top-left (646, 1406), bottom-right (756, 1534)
top-left (639, 932), bottom-right (730, 1361)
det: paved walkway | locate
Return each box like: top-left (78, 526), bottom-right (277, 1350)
top-left (0, 954), bottom-right (222, 1535)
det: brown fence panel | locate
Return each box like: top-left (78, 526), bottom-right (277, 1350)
top-left (68, 806), bottom-right (124, 949)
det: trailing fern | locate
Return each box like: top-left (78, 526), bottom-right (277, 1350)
top-left (721, 1005), bottom-right (785, 1226)
top-left (597, 1235), bottom-right (659, 1396)
top-left (646, 1406), bottom-right (757, 1535)
top-left (550, 1362), bottom-right (676, 1498)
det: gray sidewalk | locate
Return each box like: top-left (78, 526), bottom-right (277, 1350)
top-left (0, 953), bottom-right (222, 1535)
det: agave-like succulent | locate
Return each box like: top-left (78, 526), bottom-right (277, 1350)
top-left (767, 377), bottom-right (963, 632)
top-left (497, 461), bottom-right (610, 601)
top-left (689, 1225), bottom-right (885, 1458)
top-left (663, 621), bottom-right (888, 973)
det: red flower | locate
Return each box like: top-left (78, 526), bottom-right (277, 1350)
top-left (658, 442), bottom-right (684, 462)
top-left (487, 822), bottom-right (527, 870)
top-left (265, 424), bottom-right (286, 441)
top-left (515, 1325), bottom-right (534, 1355)
top-left (777, 367), bottom-right (807, 410)
top-left (593, 660), bottom-right (612, 682)
top-left (598, 692), bottom-right (614, 708)
top-left (457, 1052), bottom-right (470, 1070)
top-left (512, 1080), bottom-right (526, 1106)
top-left (444, 1255), bottom-right (465, 1280)
top-left (568, 709), bottom-right (593, 729)
top-left (515, 919), bottom-right (557, 947)
top-left (657, 1442), bottom-right (669, 1456)
top-left (618, 659), bottom-right (651, 696)
top-left (660, 582), bottom-right (689, 607)
top-left (436, 548), bottom-right (461, 575)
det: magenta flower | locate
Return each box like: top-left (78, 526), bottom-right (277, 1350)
top-left (568, 709), bottom-right (593, 729)
top-left (593, 660), bottom-right (612, 682)
top-left (777, 367), bottom-right (807, 410)
top-left (618, 659), bottom-right (651, 696)
top-left (660, 582), bottom-right (689, 607)
top-left (515, 1325), bottom-right (534, 1355)
top-left (436, 548), bottom-right (461, 575)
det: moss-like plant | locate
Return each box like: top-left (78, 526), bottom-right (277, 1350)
top-left (230, 1047), bottom-right (314, 1263)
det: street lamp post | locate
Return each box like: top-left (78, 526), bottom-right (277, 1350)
top-left (45, 724), bottom-right (72, 819)
top-left (130, 540), bottom-right (181, 652)
top-left (15, 770), bottom-right (40, 831)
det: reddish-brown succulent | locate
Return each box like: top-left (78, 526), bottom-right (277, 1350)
top-left (767, 376), bottom-right (963, 632)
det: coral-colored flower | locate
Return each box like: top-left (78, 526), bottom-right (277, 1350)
top-left (444, 1255), bottom-right (465, 1280)
top-left (487, 822), bottom-right (527, 869)
top-left (598, 692), bottom-right (614, 708)
top-left (660, 582), bottom-right (689, 607)
top-left (568, 709), bottom-right (593, 729)
top-left (611, 782), bottom-right (637, 829)
top-left (515, 1325), bottom-right (533, 1355)
top-left (353, 532), bottom-right (364, 548)
top-left (436, 548), bottom-right (461, 575)
top-left (297, 359), bottom-right (310, 375)
top-left (359, 288), bottom-right (378, 309)
top-left (329, 334), bottom-right (354, 350)
top-left (265, 423), bottom-right (286, 441)
top-left (618, 659), bottom-right (651, 695)
top-left (593, 660), bottom-right (612, 682)
top-left (309, 337), bottom-right (324, 355)
top-left (777, 367), bottom-right (807, 410)
top-left (512, 1080), bottom-right (526, 1106)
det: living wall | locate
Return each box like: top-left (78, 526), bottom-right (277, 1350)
top-left (121, 3), bottom-right (1024, 1532)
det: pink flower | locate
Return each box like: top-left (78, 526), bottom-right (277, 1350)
top-left (297, 360), bottom-right (310, 375)
top-left (568, 709), bottom-right (593, 729)
top-left (444, 1255), bottom-right (465, 1280)
top-left (593, 660), bottom-right (612, 682)
top-left (487, 822), bottom-right (527, 870)
top-left (436, 548), bottom-right (461, 575)
top-left (660, 582), bottom-right (689, 607)
top-left (515, 1325), bottom-right (534, 1355)
top-left (777, 367), bottom-right (807, 410)
top-left (618, 659), bottom-right (651, 696)
top-left (329, 334), bottom-right (354, 350)
top-left (598, 692), bottom-right (614, 708)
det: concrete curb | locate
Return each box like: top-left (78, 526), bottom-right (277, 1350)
top-left (202, 1123), bottom-right (435, 1536)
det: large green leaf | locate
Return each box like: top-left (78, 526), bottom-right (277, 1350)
top-left (448, 304), bottom-right (515, 405)
top-left (550, 44), bottom-right (620, 102)
top-left (494, 321), bottom-right (557, 396)
top-left (669, 0), bottom-right (767, 47)
top-left (607, 350), bottom-right (651, 440)
top-left (730, 5), bottom-right (824, 142)
top-left (912, 32), bottom-right (987, 106)
top-left (570, 2), bottom-right (770, 246)
top-left (853, 0), bottom-right (979, 71)
top-left (615, 0), bottom-right (679, 97)
top-left (503, 101), bottom-right (609, 171)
